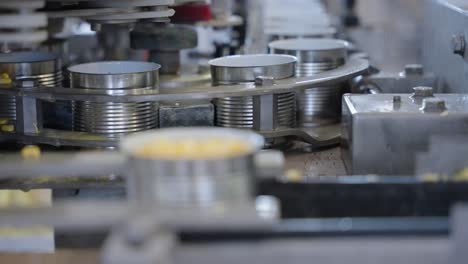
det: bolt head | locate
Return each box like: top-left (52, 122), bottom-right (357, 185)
top-left (404, 64), bottom-right (424, 75)
top-left (412, 86), bottom-right (434, 98)
top-left (420, 98), bottom-right (447, 113)
top-left (393, 95), bottom-right (402, 103)
top-left (452, 34), bottom-right (466, 56)
top-left (255, 76), bottom-right (275, 86)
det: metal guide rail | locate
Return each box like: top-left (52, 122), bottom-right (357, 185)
top-left (0, 58), bottom-right (369, 148)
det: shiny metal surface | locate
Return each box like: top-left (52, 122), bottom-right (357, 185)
top-left (209, 54), bottom-right (297, 85)
top-left (68, 61), bottom-right (160, 91)
top-left (268, 27), bottom-right (337, 41)
top-left (121, 127), bottom-right (264, 207)
top-left (0, 51), bottom-right (61, 124)
top-left (0, 58), bottom-right (368, 148)
top-left (210, 54), bottom-right (297, 131)
top-left (69, 61), bottom-right (160, 138)
top-left (342, 93), bottom-right (468, 175)
top-left (0, 57), bottom-right (369, 102)
top-left (270, 38), bottom-right (347, 127)
top-left (216, 92), bottom-right (296, 129)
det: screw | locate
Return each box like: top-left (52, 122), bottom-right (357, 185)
top-left (412, 86), bottom-right (434, 98)
top-left (255, 76), bottom-right (275, 86)
top-left (452, 34), bottom-right (466, 56)
top-left (404, 64), bottom-right (424, 76)
top-left (420, 98), bottom-right (447, 113)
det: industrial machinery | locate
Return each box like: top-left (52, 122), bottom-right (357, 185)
top-left (1, 0), bottom-right (468, 264)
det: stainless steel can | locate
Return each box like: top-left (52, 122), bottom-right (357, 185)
top-left (209, 54), bottom-right (297, 131)
top-left (120, 127), bottom-right (265, 208)
top-left (269, 38), bottom-right (348, 127)
top-left (0, 51), bottom-right (62, 128)
top-left (68, 61), bottom-right (160, 138)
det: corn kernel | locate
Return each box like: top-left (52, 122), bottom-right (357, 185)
top-left (21, 145), bottom-right (41, 160)
top-left (1, 124), bottom-right (14, 132)
top-left (136, 138), bottom-right (252, 160)
top-left (0, 73), bottom-right (12, 86)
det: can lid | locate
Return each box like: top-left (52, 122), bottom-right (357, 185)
top-left (266, 26), bottom-right (336, 38)
top-left (209, 54), bottom-right (296, 84)
top-left (68, 61), bottom-right (160, 75)
top-left (0, 51), bottom-right (57, 64)
top-left (68, 61), bottom-right (161, 90)
top-left (269, 38), bottom-right (349, 52)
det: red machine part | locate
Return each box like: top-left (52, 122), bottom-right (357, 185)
top-left (172, 3), bottom-right (213, 23)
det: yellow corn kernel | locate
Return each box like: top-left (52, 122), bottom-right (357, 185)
top-left (0, 73), bottom-right (12, 86)
top-left (136, 138), bottom-right (251, 160)
top-left (285, 169), bottom-right (303, 182)
top-left (0, 124), bottom-right (14, 132)
top-left (453, 168), bottom-right (468, 182)
top-left (21, 145), bottom-right (41, 160)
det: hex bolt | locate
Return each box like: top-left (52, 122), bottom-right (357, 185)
top-left (404, 64), bottom-right (424, 76)
top-left (420, 98), bottom-right (447, 113)
top-left (412, 86), bottom-right (434, 98)
top-left (452, 34), bottom-right (466, 57)
top-left (255, 76), bottom-right (275, 86)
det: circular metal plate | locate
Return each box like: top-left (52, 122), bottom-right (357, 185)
top-left (68, 61), bottom-right (161, 90)
top-left (269, 38), bottom-right (349, 52)
top-left (209, 54), bottom-right (297, 85)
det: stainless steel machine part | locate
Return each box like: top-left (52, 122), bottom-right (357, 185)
top-left (0, 0), bottom-right (47, 48)
top-left (341, 93), bottom-right (468, 175)
top-left (120, 127), bottom-right (265, 207)
top-left (0, 58), bottom-right (367, 102)
top-left (353, 64), bottom-right (438, 94)
top-left (0, 57), bottom-right (369, 148)
top-left (269, 38), bottom-right (348, 127)
top-left (416, 135), bottom-right (468, 178)
top-left (268, 27), bottom-right (337, 41)
top-left (423, 0), bottom-right (468, 93)
top-left (69, 61), bottom-right (160, 138)
top-left (210, 54), bottom-right (297, 133)
top-left (159, 101), bottom-right (215, 128)
top-left (0, 51), bottom-right (62, 128)
top-left (131, 23), bottom-right (198, 75)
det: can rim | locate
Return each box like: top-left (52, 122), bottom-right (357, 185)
top-left (209, 54), bottom-right (297, 68)
top-left (68, 61), bottom-right (161, 76)
top-left (269, 38), bottom-right (349, 52)
top-left (120, 127), bottom-right (265, 161)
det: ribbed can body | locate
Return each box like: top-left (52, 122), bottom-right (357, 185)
top-left (216, 92), bottom-right (296, 129)
top-left (0, 52), bottom-right (62, 125)
top-left (209, 54), bottom-right (297, 132)
top-left (72, 101), bottom-right (159, 137)
top-left (269, 38), bottom-right (348, 127)
top-left (68, 61), bottom-right (160, 139)
top-left (296, 61), bottom-right (343, 126)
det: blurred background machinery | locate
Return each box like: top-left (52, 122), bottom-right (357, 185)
top-left (2, 0), bottom-right (468, 263)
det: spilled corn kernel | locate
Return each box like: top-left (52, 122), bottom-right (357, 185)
top-left (21, 145), bottom-right (41, 160)
top-left (0, 73), bottom-right (12, 86)
top-left (0, 124), bottom-right (14, 132)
